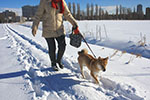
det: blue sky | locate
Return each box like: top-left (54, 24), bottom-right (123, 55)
top-left (0, 0), bottom-right (150, 15)
top-left (1, 0), bottom-right (150, 8)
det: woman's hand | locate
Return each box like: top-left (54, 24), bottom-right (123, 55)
top-left (72, 25), bottom-right (80, 34)
top-left (32, 27), bottom-right (37, 37)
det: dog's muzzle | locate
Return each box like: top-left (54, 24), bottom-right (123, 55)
top-left (102, 67), bottom-right (106, 72)
top-left (103, 69), bottom-right (106, 72)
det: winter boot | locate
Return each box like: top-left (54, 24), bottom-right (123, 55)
top-left (57, 45), bottom-right (65, 69)
top-left (57, 50), bottom-right (65, 69)
top-left (57, 62), bottom-right (64, 69)
top-left (56, 35), bottom-right (66, 69)
top-left (51, 62), bottom-right (59, 71)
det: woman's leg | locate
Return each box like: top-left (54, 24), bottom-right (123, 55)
top-left (45, 38), bottom-right (57, 67)
top-left (56, 35), bottom-right (66, 68)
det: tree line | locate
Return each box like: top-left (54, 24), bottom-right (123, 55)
top-left (68, 2), bottom-right (148, 20)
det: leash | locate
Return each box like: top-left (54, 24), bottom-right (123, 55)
top-left (80, 33), bottom-right (97, 58)
top-left (72, 27), bottom-right (96, 58)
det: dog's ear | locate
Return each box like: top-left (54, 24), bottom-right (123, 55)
top-left (98, 57), bottom-right (101, 59)
top-left (104, 57), bottom-right (109, 60)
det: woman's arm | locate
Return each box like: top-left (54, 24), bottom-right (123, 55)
top-left (32, 0), bottom-right (45, 31)
top-left (63, 0), bottom-right (78, 27)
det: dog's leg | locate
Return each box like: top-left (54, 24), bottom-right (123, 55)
top-left (79, 63), bottom-right (85, 78)
top-left (90, 71), bottom-right (99, 84)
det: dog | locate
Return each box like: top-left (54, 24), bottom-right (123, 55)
top-left (77, 49), bottom-right (108, 84)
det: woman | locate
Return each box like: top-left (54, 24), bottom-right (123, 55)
top-left (32, 0), bottom-right (79, 71)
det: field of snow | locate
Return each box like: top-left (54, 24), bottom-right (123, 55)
top-left (0, 20), bottom-right (150, 100)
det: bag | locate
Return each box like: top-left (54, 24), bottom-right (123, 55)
top-left (69, 32), bottom-right (83, 48)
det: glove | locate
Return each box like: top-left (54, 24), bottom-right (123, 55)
top-left (72, 25), bottom-right (80, 34)
top-left (32, 26), bottom-right (37, 37)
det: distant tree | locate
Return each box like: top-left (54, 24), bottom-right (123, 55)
top-left (91, 3), bottom-right (94, 20)
top-left (77, 3), bottom-right (80, 20)
top-left (81, 10), bottom-right (86, 20)
top-left (68, 2), bottom-right (72, 14)
top-left (101, 9), bottom-right (104, 20)
top-left (122, 7), bottom-right (127, 19)
top-left (133, 7), bottom-right (137, 19)
top-left (95, 4), bottom-right (99, 20)
top-left (127, 8), bottom-right (132, 20)
top-left (119, 5), bottom-right (122, 19)
top-left (99, 7), bottom-right (102, 20)
top-left (73, 3), bottom-right (76, 18)
top-left (104, 11), bottom-right (109, 19)
top-left (86, 3), bottom-right (90, 20)
top-left (116, 5), bottom-right (119, 19)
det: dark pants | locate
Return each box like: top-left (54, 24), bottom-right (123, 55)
top-left (45, 35), bottom-right (66, 65)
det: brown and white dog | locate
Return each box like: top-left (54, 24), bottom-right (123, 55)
top-left (77, 49), bottom-right (108, 84)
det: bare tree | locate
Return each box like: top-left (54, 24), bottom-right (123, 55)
top-left (133, 7), bottom-right (137, 20)
top-left (73, 3), bottom-right (76, 18)
top-left (119, 5), bottom-right (122, 19)
top-left (116, 5), bottom-right (119, 19)
top-left (99, 7), bottom-right (102, 20)
top-left (87, 3), bottom-right (90, 20)
top-left (81, 10), bottom-right (85, 20)
top-left (101, 9), bottom-right (104, 20)
top-left (122, 7), bottom-right (127, 19)
top-left (68, 2), bottom-right (72, 14)
top-left (77, 3), bottom-right (80, 20)
top-left (105, 11), bottom-right (109, 19)
top-left (91, 3), bottom-right (94, 20)
top-left (95, 4), bottom-right (99, 20)
top-left (127, 8), bottom-right (132, 20)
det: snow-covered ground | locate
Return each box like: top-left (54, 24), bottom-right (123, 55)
top-left (0, 20), bottom-right (150, 100)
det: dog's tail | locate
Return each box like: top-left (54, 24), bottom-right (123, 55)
top-left (78, 49), bottom-right (88, 55)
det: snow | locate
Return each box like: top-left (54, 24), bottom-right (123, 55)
top-left (0, 24), bottom-right (33, 100)
top-left (0, 20), bottom-right (150, 100)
